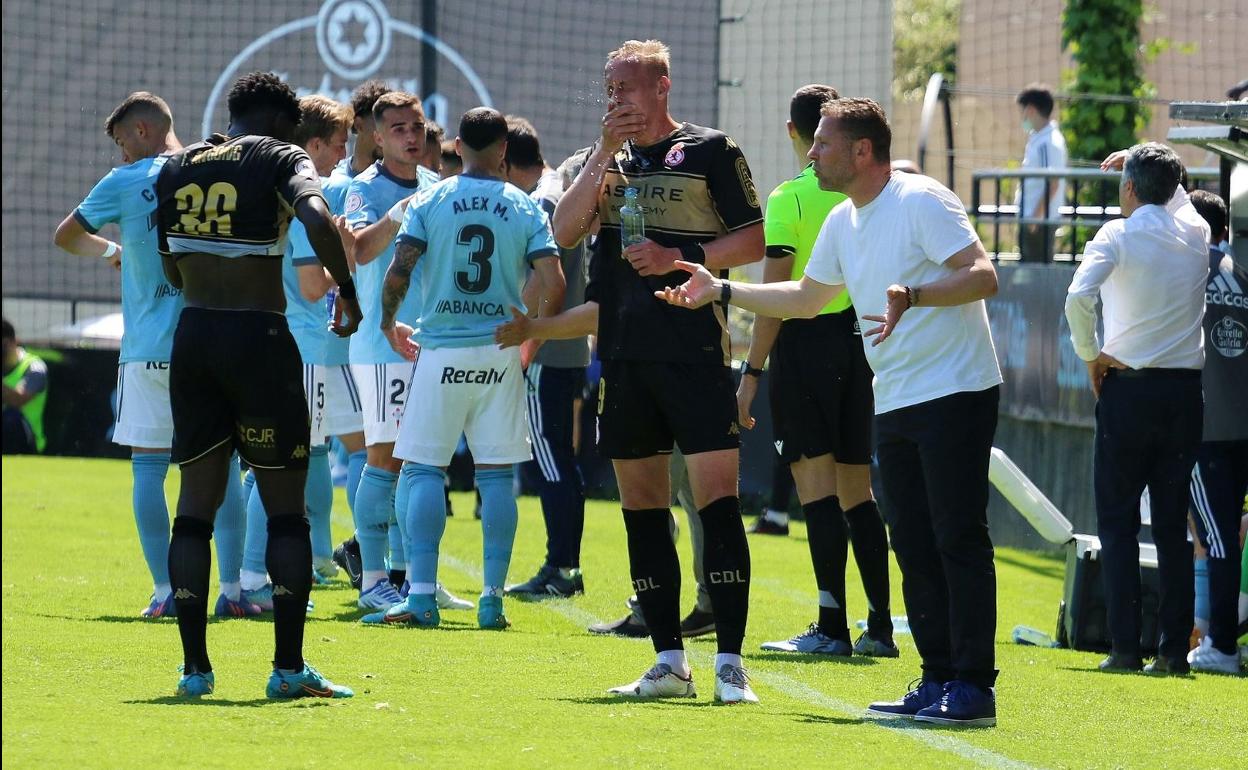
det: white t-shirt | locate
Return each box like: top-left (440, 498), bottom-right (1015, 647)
top-left (1015, 121), bottom-right (1068, 219)
top-left (805, 172), bottom-right (1003, 415)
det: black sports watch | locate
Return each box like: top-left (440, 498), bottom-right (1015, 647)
top-left (741, 362), bottom-right (765, 378)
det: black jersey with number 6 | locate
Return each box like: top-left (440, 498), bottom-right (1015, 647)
top-left (156, 133), bottom-right (324, 260)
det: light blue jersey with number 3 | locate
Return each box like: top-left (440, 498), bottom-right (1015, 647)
top-left (397, 173), bottom-right (557, 349)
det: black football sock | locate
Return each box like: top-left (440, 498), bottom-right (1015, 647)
top-left (697, 496), bottom-right (751, 655)
top-left (168, 516), bottom-right (214, 673)
top-left (388, 569), bottom-right (407, 588)
top-left (803, 495), bottom-right (850, 641)
top-left (266, 514), bottom-right (313, 672)
top-left (623, 508), bottom-right (683, 653)
top-left (845, 499), bottom-right (893, 639)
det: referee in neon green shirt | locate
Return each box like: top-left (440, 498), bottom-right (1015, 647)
top-left (738, 85), bottom-right (896, 657)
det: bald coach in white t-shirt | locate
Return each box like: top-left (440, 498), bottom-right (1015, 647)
top-left (656, 97), bottom-right (1004, 728)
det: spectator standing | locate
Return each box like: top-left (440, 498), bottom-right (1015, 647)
top-left (1016, 84), bottom-right (1067, 262)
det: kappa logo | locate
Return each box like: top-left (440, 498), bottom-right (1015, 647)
top-left (291, 445), bottom-right (309, 459)
top-left (272, 585), bottom-right (295, 597)
top-left (173, 589), bottom-right (198, 600)
top-left (664, 142), bottom-right (686, 167)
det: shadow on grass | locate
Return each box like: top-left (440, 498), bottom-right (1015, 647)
top-left (1056, 665), bottom-right (1195, 680)
top-left (994, 550), bottom-right (1065, 580)
top-left (123, 696), bottom-right (282, 708)
top-left (550, 695), bottom-right (716, 708)
top-left (795, 713), bottom-right (865, 726)
top-left (33, 613), bottom-right (276, 626)
top-left (751, 651), bottom-right (878, 666)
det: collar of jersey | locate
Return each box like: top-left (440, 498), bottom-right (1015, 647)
top-left (374, 161), bottom-right (422, 188)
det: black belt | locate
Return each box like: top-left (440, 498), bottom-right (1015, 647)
top-left (1107, 367), bottom-right (1200, 380)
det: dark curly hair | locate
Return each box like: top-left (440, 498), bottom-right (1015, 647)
top-left (227, 71), bottom-right (301, 125)
top-left (349, 79), bottom-right (392, 122)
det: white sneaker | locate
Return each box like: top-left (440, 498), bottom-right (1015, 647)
top-left (436, 583), bottom-right (474, 610)
top-left (607, 663), bottom-right (696, 698)
top-left (1186, 635), bottom-right (1242, 674)
top-left (713, 664), bottom-right (759, 704)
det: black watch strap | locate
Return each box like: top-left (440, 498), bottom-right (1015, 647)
top-left (718, 280), bottom-right (732, 306)
top-left (742, 363), bottom-right (764, 377)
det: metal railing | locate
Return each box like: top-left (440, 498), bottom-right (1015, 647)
top-left (970, 167), bottom-right (1220, 262)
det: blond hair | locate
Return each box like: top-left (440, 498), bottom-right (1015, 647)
top-left (292, 95), bottom-right (351, 146)
top-left (605, 39), bottom-right (671, 78)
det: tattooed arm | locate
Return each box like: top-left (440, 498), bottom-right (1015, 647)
top-left (380, 239), bottom-right (422, 361)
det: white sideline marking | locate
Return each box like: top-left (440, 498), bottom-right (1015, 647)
top-left (332, 512), bottom-right (1042, 769)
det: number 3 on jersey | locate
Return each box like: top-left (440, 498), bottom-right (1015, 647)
top-left (174, 182), bottom-right (238, 236)
top-left (456, 224), bottom-right (494, 295)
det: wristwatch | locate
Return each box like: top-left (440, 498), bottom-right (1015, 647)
top-left (718, 280), bottom-right (732, 306)
top-left (741, 362), bottom-right (764, 378)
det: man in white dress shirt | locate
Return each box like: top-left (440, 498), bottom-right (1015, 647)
top-left (1016, 84), bottom-right (1067, 262)
top-left (1065, 142), bottom-right (1209, 674)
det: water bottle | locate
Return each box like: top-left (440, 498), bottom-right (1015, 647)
top-left (619, 187), bottom-right (645, 248)
top-left (1011, 625), bottom-right (1058, 648)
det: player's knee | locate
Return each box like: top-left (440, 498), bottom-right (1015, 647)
top-left (402, 462), bottom-right (446, 485)
top-left (171, 515), bottom-right (214, 541)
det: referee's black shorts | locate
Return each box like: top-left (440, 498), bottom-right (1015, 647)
top-left (596, 359), bottom-right (739, 460)
top-left (170, 307), bottom-right (311, 470)
top-left (769, 309), bottom-right (873, 465)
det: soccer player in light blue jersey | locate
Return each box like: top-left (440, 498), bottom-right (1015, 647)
top-left (340, 91), bottom-right (436, 611)
top-left (363, 107), bottom-right (565, 629)
top-left (237, 95), bottom-right (352, 606)
top-left (54, 92), bottom-right (252, 619)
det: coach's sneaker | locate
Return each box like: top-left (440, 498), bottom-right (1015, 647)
top-left (865, 678), bottom-right (945, 719)
top-left (437, 583), bottom-right (475, 610)
top-left (358, 578), bottom-right (404, 610)
top-left (175, 670), bottom-right (215, 698)
top-left (608, 663), bottom-right (696, 698)
top-left (477, 596), bottom-right (510, 630)
top-left (1187, 636), bottom-right (1242, 674)
top-left (854, 631), bottom-right (901, 658)
top-left (332, 538), bottom-right (363, 590)
top-left (713, 664), bottom-right (759, 704)
top-left (1144, 655), bottom-right (1191, 675)
top-left (761, 622), bottom-right (852, 655)
top-left (362, 594), bottom-right (440, 627)
top-left (240, 583), bottom-right (275, 612)
top-left (914, 680), bottom-right (997, 727)
top-left (266, 663), bottom-right (354, 699)
top-left (141, 593), bottom-right (177, 619)
top-left (680, 608), bottom-right (716, 638)
top-left (214, 593), bottom-right (264, 618)
top-left (747, 514), bottom-right (789, 536)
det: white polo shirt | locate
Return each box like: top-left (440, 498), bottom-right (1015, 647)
top-left (1016, 121), bottom-right (1068, 219)
top-left (805, 172), bottom-right (1003, 415)
top-left (1064, 186), bottom-right (1209, 369)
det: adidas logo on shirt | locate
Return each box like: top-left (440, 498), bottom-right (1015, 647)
top-left (1207, 260), bottom-right (1246, 308)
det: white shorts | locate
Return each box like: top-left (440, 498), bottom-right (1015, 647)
top-left (301, 364), bottom-right (328, 446)
top-left (320, 363), bottom-right (364, 437)
top-left (351, 362), bottom-right (416, 445)
top-left (113, 361), bottom-right (174, 449)
top-left (394, 345), bottom-right (530, 467)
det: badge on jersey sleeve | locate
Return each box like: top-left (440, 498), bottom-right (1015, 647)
top-left (345, 193), bottom-right (364, 213)
top-left (295, 158), bottom-right (318, 182)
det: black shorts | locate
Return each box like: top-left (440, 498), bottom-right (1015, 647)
top-left (596, 360), bottom-right (739, 459)
top-left (769, 309), bottom-right (873, 465)
top-left (170, 307), bottom-right (310, 469)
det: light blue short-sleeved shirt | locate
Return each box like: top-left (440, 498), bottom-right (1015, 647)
top-left (345, 161), bottom-right (428, 364)
top-left (74, 155), bottom-right (183, 363)
top-left (283, 218), bottom-right (329, 364)
top-left (397, 173), bottom-right (558, 349)
top-left (319, 164), bottom-right (356, 366)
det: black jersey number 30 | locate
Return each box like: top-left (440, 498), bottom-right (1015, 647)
top-left (455, 224), bottom-right (494, 295)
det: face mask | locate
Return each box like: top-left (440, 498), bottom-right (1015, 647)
top-left (1022, 118), bottom-right (1034, 134)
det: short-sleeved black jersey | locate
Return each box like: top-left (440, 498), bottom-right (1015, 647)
top-left (156, 134), bottom-right (323, 259)
top-left (585, 122), bottom-right (762, 365)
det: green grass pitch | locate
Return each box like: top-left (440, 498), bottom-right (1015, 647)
top-left (2, 456), bottom-right (1244, 768)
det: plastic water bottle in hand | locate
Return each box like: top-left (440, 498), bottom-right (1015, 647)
top-left (620, 187), bottom-right (645, 248)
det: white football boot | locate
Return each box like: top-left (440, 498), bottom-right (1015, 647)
top-left (713, 664), bottom-right (759, 704)
top-left (607, 663), bottom-right (696, 698)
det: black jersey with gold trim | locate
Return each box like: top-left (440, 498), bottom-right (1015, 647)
top-left (586, 122), bottom-right (762, 365)
top-left (156, 134), bottom-right (323, 260)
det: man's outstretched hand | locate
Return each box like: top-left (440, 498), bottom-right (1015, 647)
top-left (495, 306), bottom-right (533, 349)
top-left (653, 260), bottom-right (718, 309)
top-left (862, 284), bottom-right (911, 346)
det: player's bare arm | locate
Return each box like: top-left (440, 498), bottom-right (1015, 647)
top-left (736, 253), bottom-right (792, 429)
top-left (861, 240), bottom-right (998, 346)
top-left (496, 301), bottom-right (598, 349)
top-left (553, 103), bottom-right (644, 248)
top-left (624, 222), bottom-right (765, 278)
top-left (53, 214), bottom-right (122, 270)
top-left (351, 194), bottom-right (413, 266)
top-left (656, 260), bottom-right (839, 320)
top-left (379, 239), bottom-right (421, 360)
top-left (518, 254), bottom-right (567, 366)
top-left (296, 194), bottom-right (361, 336)
top-left (297, 264), bottom-right (334, 302)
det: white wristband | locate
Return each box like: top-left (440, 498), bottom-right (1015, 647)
top-left (101, 241), bottom-right (119, 259)
top-left (386, 200), bottom-right (407, 224)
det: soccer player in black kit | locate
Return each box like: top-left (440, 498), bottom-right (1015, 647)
top-left (156, 72), bottom-right (362, 699)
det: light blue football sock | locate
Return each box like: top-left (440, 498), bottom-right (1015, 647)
top-left (213, 454), bottom-right (246, 586)
top-left (389, 464), bottom-right (410, 572)
top-left (131, 453), bottom-right (172, 589)
top-left (356, 465), bottom-right (398, 578)
top-left (477, 466), bottom-right (518, 592)
top-left (1195, 557), bottom-right (1210, 631)
top-left (242, 470), bottom-right (269, 577)
top-left (307, 445), bottom-right (334, 562)
top-left (346, 449), bottom-right (367, 525)
top-left (402, 463), bottom-right (447, 591)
